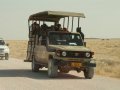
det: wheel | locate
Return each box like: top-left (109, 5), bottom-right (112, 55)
top-left (32, 56), bottom-right (39, 72)
top-left (48, 59), bottom-right (58, 78)
top-left (5, 53), bottom-right (9, 60)
top-left (83, 67), bottom-right (94, 79)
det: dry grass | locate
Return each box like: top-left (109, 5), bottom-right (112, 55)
top-left (86, 39), bottom-right (120, 78)
top-left (6, 39), bottom-right (120, 78)
top-left (7, 40), bottom-right (27, 60)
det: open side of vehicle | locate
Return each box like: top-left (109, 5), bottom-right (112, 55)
top-left (25, 11), bottom-right (96, 78)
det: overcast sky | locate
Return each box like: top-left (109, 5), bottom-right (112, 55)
top-left (0, 0), bottom-right (120, 40)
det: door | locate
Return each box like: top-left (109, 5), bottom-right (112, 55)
top-left (34, 36), bottom-right (48, 63)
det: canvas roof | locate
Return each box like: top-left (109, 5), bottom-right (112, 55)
top-left (29, 11), bottom-right (85, 22)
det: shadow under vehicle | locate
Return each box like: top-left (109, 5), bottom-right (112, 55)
top-left (25, 11), bottom-right (96, 79)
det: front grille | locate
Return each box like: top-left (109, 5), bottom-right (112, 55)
top-left (61, 51), bottom-right (92, 58)
top-left (0, 48), bottom-right (4, 53)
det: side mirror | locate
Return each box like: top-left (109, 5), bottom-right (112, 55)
top-left (84, 42), bottom-right (86, 47)
top-left (6, 43), bottom-right (9, 46)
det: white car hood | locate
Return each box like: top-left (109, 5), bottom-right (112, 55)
top-left (0, 45), bottom-right (8, 49)
top-left (0, 45), bottom-right (9, 53)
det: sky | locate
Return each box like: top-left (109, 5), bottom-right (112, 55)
top-left (0, 0), bottom-right (120, 40)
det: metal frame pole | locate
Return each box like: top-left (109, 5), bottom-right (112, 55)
top-left (63, 18), bottom-right (65, 28)
top-left (71, 17), bottom-right (74, 32)
top-left (67, 17), bottom-right (69, 29)
top-left (78, 17), bottom-right (80, 28)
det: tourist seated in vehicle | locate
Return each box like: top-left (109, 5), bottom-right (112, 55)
top-left (41, 23), bottom-right (48, 31)
top-left (55, 23), bottom-right (62, 31)
top-left (40, 23), bottom-right (48, 37)
top-left (63, 27), bottom-right (69, 32)
top-left (31, 22), bottom-right (40, 35)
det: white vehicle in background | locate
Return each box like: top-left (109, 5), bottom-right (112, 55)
top-left (0, 38), bottom-right (9, 60)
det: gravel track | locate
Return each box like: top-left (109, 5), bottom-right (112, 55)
top-left (0, 58), bottom-right (120, 90)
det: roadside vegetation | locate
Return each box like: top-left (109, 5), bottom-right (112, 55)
top-left (86, 39), bottom-right (120, 78)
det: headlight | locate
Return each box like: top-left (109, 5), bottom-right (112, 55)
top-left (62, 51), bottom-right (67, 56)
top-left (85, 52), bottom-right (91, 57)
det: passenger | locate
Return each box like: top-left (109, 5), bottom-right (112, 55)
top-left (76, 27), bottom-right (84, 40)
top-left (63, 28), bottom-right (69, 32)
top-left (31, 22), bottom-right (40, 35)
top-left (51, 25), bottom-right (55, 31)
top-left (40, 23), bottom-right (48, 38)
top-left (55, 24), bottom-right (62, 31)
top-left (41, 23), bottom-right (48, 31)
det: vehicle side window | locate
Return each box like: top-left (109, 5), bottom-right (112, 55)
top-left (39, 36), bottom-right (46, 46)
top-left (0, 40), bottom-right (5, 45)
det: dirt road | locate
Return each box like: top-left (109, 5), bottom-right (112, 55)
top-left (0, 58), bottom-right (120, 90)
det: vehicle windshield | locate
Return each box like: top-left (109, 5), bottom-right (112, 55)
top-left (0, 40), bottom-right (5, 45)
top-left (49, 32), bottom-right (83, 46)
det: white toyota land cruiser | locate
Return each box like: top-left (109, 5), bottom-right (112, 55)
top-left (0, 38), bottom-right (9, 60)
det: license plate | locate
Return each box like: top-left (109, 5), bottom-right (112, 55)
top-left (71, 62), bottom-right (81, 67)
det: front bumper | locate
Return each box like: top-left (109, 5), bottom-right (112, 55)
top-left (54, 56), bottom-right (91, 62)
top-left (54, 57), bottom-right (96, 67)
top-left (0, 53), bottom-right (5, 57)
top-left (0, 50), bottom-right (5, 56)
top-left (85, 61), bottom-right (96, 67)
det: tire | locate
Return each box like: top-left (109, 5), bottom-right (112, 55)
top-left (48, 59), bottom-right (58, 78)
top-left (5, 53), bottom-right (9, 60)
top-left (83, 67), bottom-right (94, 79)
top-left (32, 56), bottom-right (39, 72)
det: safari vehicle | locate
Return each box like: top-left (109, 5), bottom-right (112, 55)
top-left (25, 11), bottom-right (96, 78)
top-left (0, 38), bottom-right (9, 60)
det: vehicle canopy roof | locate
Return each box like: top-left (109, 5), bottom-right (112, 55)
top-left (29, 11), bottom-right (85, 22)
